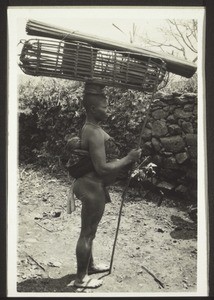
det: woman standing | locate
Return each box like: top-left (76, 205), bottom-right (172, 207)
top-left (72, 83), bottom-right (141, 288)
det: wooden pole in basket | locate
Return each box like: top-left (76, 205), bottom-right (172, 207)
top-left (26, 19), bottom-right (197, 78)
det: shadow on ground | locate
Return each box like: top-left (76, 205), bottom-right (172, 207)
top-left (170, 215), bottom-right (197, 240)
top-left (17, 274), bottom-right (77, 293)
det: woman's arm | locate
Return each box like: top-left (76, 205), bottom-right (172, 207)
top-left (88, 129), bottom-right (140, 176)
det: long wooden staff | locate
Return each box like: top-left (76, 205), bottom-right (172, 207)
top-left (109, 66), bottom-right (164, 274)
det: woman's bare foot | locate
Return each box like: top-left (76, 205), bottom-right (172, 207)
top-left (88, 263), bottom-right (110, 274)
top-left (74, 275), bottom-right (103, 288)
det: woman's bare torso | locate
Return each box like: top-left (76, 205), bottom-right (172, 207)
top-left (80, 123), bottom-right (119, 185)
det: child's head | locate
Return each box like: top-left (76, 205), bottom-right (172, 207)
top-left (67, 136), bottom-right (81, 149)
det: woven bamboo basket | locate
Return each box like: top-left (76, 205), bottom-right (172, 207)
top-left (19, 39), bottom-right (168, 92)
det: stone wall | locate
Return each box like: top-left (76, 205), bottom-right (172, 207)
top-left (141, 92), bottom-right (197, 200)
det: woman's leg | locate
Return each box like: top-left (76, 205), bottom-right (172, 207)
top-left (87, 214), bottom-right (110, 274)
top-left (88, 252), bottom-right (110, 274)
top-left (74, 179), bottom-right (106, 287)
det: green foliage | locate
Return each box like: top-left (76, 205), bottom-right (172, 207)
top-left (18, 74), bottom-right (196, 172)
top-left (161, 73), bottom-right (197, 93)
top-left (19, 76), bottom-right (150, 169)
top-left (19, 76), bottom-right (85, 167)
top-left (104, 87), bottom-right (149, 155)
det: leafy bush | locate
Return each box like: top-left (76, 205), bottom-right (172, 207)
top-left (161, 73), bottom-right (197, 93)
top-left (19, 76), bottom-right (85, 167)
top-left (104, 87), bottom-right (150, 155)
top-left (19, 76), bottom-right (150, 168)
top-left (18, 73), bottom-right (196, 172)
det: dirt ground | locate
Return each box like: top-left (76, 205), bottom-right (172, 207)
top-left (17, 164), bottom-right (197, 294)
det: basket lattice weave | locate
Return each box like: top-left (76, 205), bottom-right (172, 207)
top-left (19, 39), bottom-right (167, 91)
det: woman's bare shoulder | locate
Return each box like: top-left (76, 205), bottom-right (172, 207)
top-left (82, 125), bottom-right (104, 142)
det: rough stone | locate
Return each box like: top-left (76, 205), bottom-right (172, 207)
top-left (177, 119), bottom-right (183, 126)
top-left (135, 92), bottom-right (197, 198)
top-left (169, 105), bottom-right (176, 113)
top-left (146, 122), bottom-right (153, 129)
top-left (142, 128), bottom-right (152, 141)
top-left (168, 124), bottom-right (182, 135)
top-left (163, 151), bottom-right (173, 157)
top-left (191, 158), bottom-right (197, 165)
top-left (160, 136), bottom-right (185, 153)
top-left (174, 108), bottom-right (192, 119)
top-left (192, 122), bottom-right (197, 132)
top-left (175, 185), bottom-right (188, 195)
top-left (162, 94), bottom-right (174, 101)
top-left (163, 106), bottom-right (169, 112)
top-left (152, 100), bottom-right (165, 107)
top-left (182, 92), bottom-right (197, 99)
top-left (152, 120), bottom-right (168, 137)
top-left (184, 104), bottom-right (194, 112)
top-left (185, 134), bottom-right (197, 158)
top-left (152, 109), bottom-right (168, 120)
top-left (181, 121), bottom-right (194, 134)
top-left (152, 155), bottom-right (163, 166)
top-left (163, 157), bottom-right (179, 169)
top-left (175, 152), bottom-right (189, 164)
top-left (154, 93), bottom-right (175, 104)
top-left (174, 96), bottom-right (189, 104)
top-left (172, 91), bottom-right (182, 97)
top-left (152, 137), bottom-right (162, 151)
top-left (155, 91), bottom-right (167, 99)
top-left (156, 181), bottom-right (175, 190)
top-left (151, 106), bottom-right (162, 112)
top-left (159, 168), bottom-right (185, 180)
top-left (155, 92), bottom-right (173, 100)
top-left (186, 168), bottom-right (197, 182)
top-left (193, 106), bottom-right (197, 115)
top-left (185, 132), bottom-right (197, 145)
top-left (167, 115), bottom-right (176, 123)
top-left (141, 142), bottom-right (153, 155)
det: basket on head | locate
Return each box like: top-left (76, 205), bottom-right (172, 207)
top-left (19, 38), bottom-right (167, 92)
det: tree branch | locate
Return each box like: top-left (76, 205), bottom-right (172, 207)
top-left (186, 34), bottom-right (197, 53)
top-left (168, 19), bottom-right (197, 55)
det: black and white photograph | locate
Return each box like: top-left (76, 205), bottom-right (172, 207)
top-left (7, 6), bottom-right (208, 297)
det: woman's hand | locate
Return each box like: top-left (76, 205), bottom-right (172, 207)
top-left (127, 149), bottom-right (142, 163)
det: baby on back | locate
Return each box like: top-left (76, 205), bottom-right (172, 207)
top-left (66, 136), bottom-right (81, 150)
top-left (66, 135), bottom-right (89, 157)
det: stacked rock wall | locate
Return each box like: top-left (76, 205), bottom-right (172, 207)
top-left (141, 92), bottom-right (197, 200)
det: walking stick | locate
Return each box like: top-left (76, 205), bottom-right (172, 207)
top-left (109, 71), bottom-right (163, 274)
